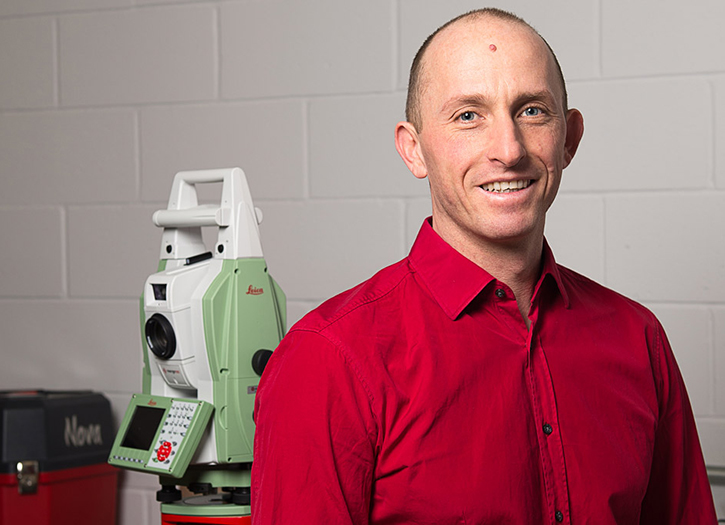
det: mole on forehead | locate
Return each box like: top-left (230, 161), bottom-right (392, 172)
top-left (489, 44), bottom-right (497, 52)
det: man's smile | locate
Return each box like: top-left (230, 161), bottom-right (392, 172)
top-left (480, 179), bottom-right (533, 193)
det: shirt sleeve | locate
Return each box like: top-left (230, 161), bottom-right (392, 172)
top-left (251, 329), bottom-right (378, 525)
top-left (639, 322), bottom-right (717, 524)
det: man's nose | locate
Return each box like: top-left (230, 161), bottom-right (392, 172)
top-left (486, 117), bottom-right (526, 167)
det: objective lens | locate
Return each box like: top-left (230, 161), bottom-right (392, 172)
top-left (145, 313), bottom-right (176, 359)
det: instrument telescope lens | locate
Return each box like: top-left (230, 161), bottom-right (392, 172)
top-left (145, 313), bottom-right (176, 359)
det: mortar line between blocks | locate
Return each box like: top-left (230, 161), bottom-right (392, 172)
top-left (213, 4), bottom-right (221, 101)
top-left (601, 195), bottom-right (608, 287)
top-left (392, 0), bottom-right (400, 92)
top-left (53, 16), bottom-right (60, 107)
top-left (597, 0), bottom-right (603, 78)
top-left (134, 109), bottom-right (142, 201)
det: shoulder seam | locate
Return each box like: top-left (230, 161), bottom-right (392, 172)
top-left (288, 327), bottom-right (380, 430)
top-left (308, 261), bottom-right (414, 332)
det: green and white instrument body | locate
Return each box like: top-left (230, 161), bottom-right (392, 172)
top-left (108, 168), bottom-right (285, 484)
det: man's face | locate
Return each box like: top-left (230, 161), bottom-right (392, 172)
top-left (398, 18), bottom-right (582, 254)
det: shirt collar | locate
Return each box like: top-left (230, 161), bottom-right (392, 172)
top-left (538, 240), bottom-right (570, 309)
top-left (408, 219), bottom-right (570, 320)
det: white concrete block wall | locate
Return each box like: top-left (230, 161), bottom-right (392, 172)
top-left (140, 102), bottom-right (307, 200)
top-left (220, 2), bottom-right (395, 99)
top-left (308, 94), bottom-right (423, 198)
top-left (602, 1), bottom-right (725, 76)
top-left (565, 79), bottom-right (712, 192)
top-left (717, 77), bottom-right (725, 189)
top-left (0, 110), bottom-right (137, 204)
top-left (260, 199), bottom-right (405, 301)
top-left (0, 1), bottom-right (723, 522)
top-left (0, 17), bottom-right (55, 109)
top-left (0, 207), bottom-right (65, 297)
top-left (59, 6), bottom-right (217, 106)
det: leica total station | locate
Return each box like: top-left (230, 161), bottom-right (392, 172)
top-left (108, 168), bottom-right (286, 523)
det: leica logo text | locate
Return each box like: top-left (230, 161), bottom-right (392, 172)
top-left (246, 285), bottom-right (264, 296)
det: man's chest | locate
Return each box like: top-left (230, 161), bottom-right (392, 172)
top-left (366, 312), bottom-right (658, 524)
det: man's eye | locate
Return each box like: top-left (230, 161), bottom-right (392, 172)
top-left (522, 107), bottom-right (542, 117)
top-left (459, 111), bottom-right (477, 122)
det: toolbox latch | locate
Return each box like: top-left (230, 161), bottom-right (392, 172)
top-left (16, 460), bottom-right (39, 494)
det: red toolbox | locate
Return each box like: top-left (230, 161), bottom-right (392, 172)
top-left (0, 390), bottom-right (119, 525)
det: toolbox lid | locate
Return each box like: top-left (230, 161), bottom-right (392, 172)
top-left (0, 390), bottom-right (115, 474)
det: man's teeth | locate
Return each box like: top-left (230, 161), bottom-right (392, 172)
top-left (481, 180), bottom-right (532, 193)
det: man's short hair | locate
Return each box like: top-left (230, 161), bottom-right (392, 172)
top-left (405, 8), bottom-right (569, 131)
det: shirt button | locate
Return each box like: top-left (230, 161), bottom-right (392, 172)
top-left (495, 288), bottom-right (506, 298)
top-left (543, 423), bottom-right (553, 435)
top-left (555, 510), bottom-right (564, 522)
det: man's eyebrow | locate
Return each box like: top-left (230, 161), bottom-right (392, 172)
top-left (513, 90), bottom-right (559, 108)
top-left (439, 94), bottom-right (490, 116)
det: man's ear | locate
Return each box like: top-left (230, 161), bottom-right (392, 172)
top-left (395, 121), bottom-right (428, 179)
top-left (563, 109), bottom-right (584, 168)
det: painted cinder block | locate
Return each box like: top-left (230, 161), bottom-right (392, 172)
top-left (140, 102), bottom-right (305, 202)
top-left (405, 198), bottom-right (432, 250)
top-left (0, 0), bottom-right (130, 17)
top-left (0, 299), bottom-right (142, 392)
top-left (605, 193), bottom-right (725, 302)
top-left (697, 418), bottom-right (725, 469)
top-left (257, 199), bottom-right (405, 301)
top-left (545, 194), bottom-right (605, 284)
top-left (59, 5), bottom-right (216, 106)
top-left (566, 78), bottom-right (711, 192)
top-left (309, 93), bottom-right (428, 198)
top-left (116, 470), bottom-right (164, 525)
top-left (711, 484), bottom-right (725, 521)
top-left (603, 0), bottom-right (725, 77)
top-left (647, 304), bottom-right (713, 418)
top-left (105, 392), bottom-right (139, 433)
top-left (220, 1), bottom-right (394, 99)
top-left (119, 469), bottom-right (161, 491)
top-left (715, 307), bottom-right (725, 416)
top-left (0, 207), bottom-right (64, 297)
top-left (0, 17), bottom-right (55, 109)
top-left (116, 487), bottom-right (151, 525)
top-left (68, 205), bottom-right (161, 298)
top-left (716, 77), bottom-right (725, 190)
top-left (286, 300), bottom-right (321, 330)
top-left (0, 109), bottom-right (137, 205)
top-left (398, 0), bottom-right (599, 89)
top-left (149, 504), bottom-right (162, 525)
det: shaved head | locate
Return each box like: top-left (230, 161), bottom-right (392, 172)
top-left (405, 8), bottom-right (568, 131)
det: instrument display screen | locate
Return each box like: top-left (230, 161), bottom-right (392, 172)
top-left (120, 405), bottom-right (165, 451)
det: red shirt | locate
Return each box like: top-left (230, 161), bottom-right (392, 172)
top-left (252, 219), bottom-right (716, 524)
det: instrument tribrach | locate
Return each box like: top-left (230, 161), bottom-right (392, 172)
top-left (108, 168), bottom-right (285, 524)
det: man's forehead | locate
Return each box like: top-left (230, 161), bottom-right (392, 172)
top-left (426, 16), bottom-right (548, 72)
top-left (419, 16), bottom-right (563, 109)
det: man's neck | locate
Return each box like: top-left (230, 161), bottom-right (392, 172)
top-left (478, 239), bottom-right (542, 328)
top-left (436, 225), bottom-right (545, 328)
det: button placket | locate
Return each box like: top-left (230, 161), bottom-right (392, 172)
top-left (528, 334), bottom-right (570, 525)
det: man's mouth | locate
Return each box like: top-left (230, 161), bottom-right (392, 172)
top-left (481, 179), bottom-right (532, 193)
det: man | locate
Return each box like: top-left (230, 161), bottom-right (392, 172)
top-left (252, 8), bottom-right (716, 524)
